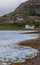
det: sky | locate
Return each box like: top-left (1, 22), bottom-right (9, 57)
top-left (0, 0), bottom-right (27, 16)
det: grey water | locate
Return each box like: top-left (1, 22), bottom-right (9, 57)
top-left (0, 30), bottom-right (38, 45)
top-left (0, 30), bottom-right (38, 64)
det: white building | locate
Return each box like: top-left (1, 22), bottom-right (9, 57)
top-left (25, 25), bottom-right (34, 29)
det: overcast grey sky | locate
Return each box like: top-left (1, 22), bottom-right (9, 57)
top-left (0, 0), bottom-right (27, 16)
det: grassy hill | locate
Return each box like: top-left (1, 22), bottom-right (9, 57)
top-left (0, 0), bottom-right (40, 29)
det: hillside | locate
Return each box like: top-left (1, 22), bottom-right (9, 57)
top-left (1, 0), bottom-right (40, 21)
top-left (15, 0), bottom-right (40, 15)
top-left (0, 0), bottom-right (40, 29)
top-left (14, 0), bottom-right (40, 21)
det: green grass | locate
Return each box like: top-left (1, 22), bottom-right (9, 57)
top-left (0, 20), bottom-right (40, 29)
top-left (24, 20), bottom-right (40, 28)
top-left (0, 23), bottom-right (25, 29)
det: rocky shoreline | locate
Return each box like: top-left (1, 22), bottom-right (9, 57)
top-left (9, 31), bottom-right (40, 65)
top-left (0, 30), bottom-right (40, 65)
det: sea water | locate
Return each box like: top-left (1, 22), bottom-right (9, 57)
top-left (0, 30), bottom-right (38, 64)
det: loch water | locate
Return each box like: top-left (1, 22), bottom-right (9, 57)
top-left (0, 30), bottom-right (38, 64)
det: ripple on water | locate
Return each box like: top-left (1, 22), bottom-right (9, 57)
top-left (0, 30), bottom-right (38, 65)
top-left (0, 44), bottom-right (38, 64)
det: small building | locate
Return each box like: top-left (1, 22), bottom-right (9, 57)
top-left (25, 25), bottom-right (34, 29)
top-left (16, 17), bottom-right (24, 21)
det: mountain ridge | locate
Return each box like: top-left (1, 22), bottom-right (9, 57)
top-left (0, 0), bottom-right (40, 24)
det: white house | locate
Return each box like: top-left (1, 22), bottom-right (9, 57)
top-left (25, 25), bottom-right (34, 29)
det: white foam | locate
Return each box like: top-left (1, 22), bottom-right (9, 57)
top-left (0, 45), bottom-right (38, 63)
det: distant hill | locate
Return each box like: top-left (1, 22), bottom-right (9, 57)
top-left (0, 0), bottom-right (40, 24)
top-left (15, 0), bottom-right (40, 15)
top-left (6, 0), bottom-right (40, 20)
